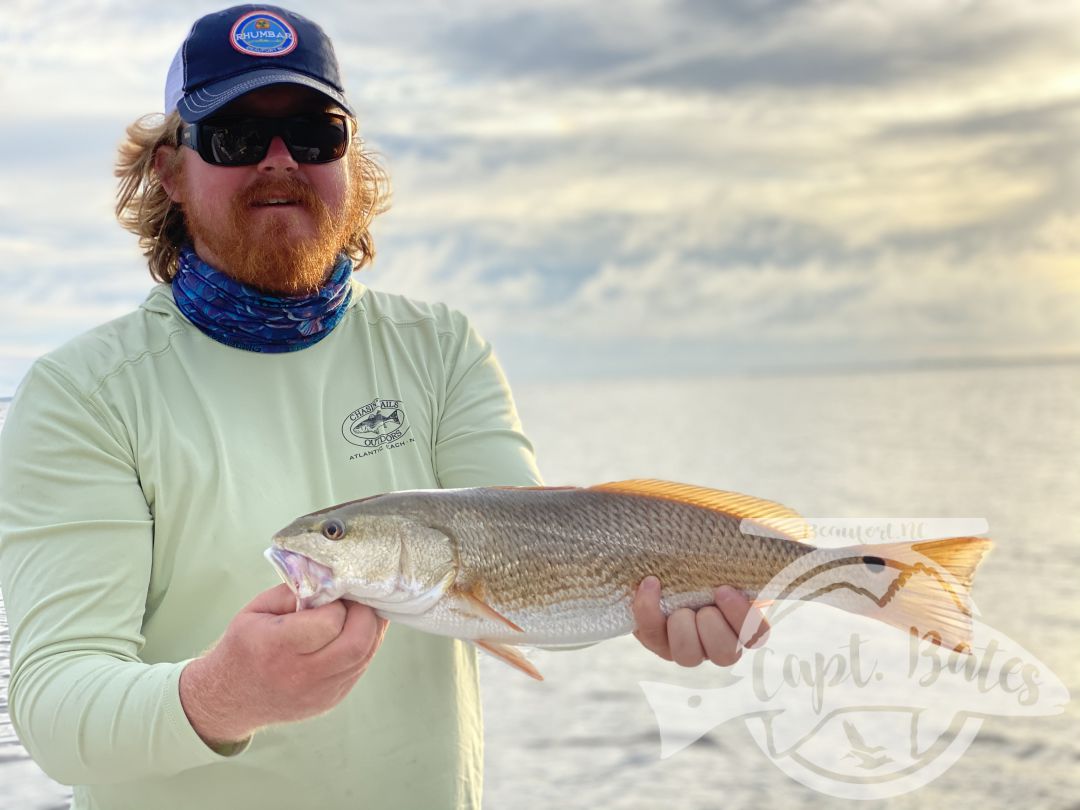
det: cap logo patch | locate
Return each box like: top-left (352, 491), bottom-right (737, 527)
top-left (230, 11), bottom-right (297, 57)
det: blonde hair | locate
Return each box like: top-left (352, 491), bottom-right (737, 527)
top-left (115, 112), bottom-right (391, 283)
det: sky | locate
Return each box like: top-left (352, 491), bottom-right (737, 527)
top-left (1, 0), bottom-right (1079, 392)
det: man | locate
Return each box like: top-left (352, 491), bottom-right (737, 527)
top-left (0, 6), bottom-right (760, 808)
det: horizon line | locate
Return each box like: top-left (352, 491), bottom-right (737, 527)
top-left (3, 351), bottom-right (1079, 401)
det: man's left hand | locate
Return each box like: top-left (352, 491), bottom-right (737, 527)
top-left (632, 576), bottom-right (769, 667)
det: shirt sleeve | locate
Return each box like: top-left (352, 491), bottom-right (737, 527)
top-left (433, 313), bottom-right (544, 489)
top-left (0, 360), bottom-right (246, 787)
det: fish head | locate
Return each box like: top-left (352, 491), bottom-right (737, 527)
top-left (267, 507), bottom-right (457, 613)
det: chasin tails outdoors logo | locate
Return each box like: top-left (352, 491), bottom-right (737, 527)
top-left (342, 398), bottom-right (414, 460)
top-left (640, 518), bottom-right (1069, 800)
top-left (230, 11), bottom-right (298, 57)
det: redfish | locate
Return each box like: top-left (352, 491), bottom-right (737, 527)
top-left (265, 480), bottom-right (991, 680)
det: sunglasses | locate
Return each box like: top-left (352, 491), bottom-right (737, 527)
top-left (179, 112), bottom-right (352, 166)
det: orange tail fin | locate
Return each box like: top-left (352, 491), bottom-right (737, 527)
top-left (845, 536), bottom-right (992, 652)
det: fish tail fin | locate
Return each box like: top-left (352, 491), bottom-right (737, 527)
top-left (844, 536), bottom-right (991, 653)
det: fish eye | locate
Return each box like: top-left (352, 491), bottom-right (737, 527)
top-left (322, 518), bottom-right (346, 541)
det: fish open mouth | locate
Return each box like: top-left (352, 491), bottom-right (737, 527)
top-left (264, 546), bottom-right (337, 610)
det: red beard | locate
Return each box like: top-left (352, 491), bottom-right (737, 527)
top-left (183, 173), bottom-right (355, 296)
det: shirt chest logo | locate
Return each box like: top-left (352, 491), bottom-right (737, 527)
top-left (342, 397), bottom-right (413, 458)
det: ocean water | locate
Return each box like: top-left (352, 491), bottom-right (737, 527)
top-left (2, 364), bottom-right (1079, 809)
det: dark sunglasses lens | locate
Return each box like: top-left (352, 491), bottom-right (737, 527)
top-left (194, 115), bottom-right (349, 166)
top-left (203, 120), bottom-right (272, 166)
top-left (283, 116), bottom-right (349, 163)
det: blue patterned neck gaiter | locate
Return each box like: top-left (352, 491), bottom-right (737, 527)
top-left (172, 245), bottom-right (354, 353)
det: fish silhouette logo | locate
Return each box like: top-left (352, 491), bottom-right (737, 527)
top-left (342, 398), bottom-right (411, 449)
top-left (640, 519), bottom-right (1069, 800)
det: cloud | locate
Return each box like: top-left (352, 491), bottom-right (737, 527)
top-left (391, 0), bottom-right (1079, 96)
top-left (2, 0), bottom-right (1079, 391)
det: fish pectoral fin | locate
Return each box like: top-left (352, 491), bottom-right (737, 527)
top-left (453, 586), bottom-right (525, 633)
top-left (474, 639), bottom-right (544, 681)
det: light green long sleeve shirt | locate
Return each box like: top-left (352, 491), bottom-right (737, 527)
top-left (0, 279), bottom-right (542, 809)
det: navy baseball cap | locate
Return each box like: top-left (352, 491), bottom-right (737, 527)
top-left (164, 5), bottom-right (354, 122)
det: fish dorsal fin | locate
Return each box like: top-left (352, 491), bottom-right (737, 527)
top-left (589, 479), bottom-right (814, 542)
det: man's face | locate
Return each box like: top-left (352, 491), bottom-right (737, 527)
top-left (165, 85), bottom-right (361, 295)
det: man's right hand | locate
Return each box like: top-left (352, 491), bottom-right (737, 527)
top-left (179, 583), bottom-right (388, 750)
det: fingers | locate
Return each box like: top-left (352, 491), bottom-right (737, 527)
top-left (632, 576), bottom-right (672, 661)
top-left (696, 587), bottom-right (770, 667)
top-left (697, 606), bottom-right (740, 666)
top-left (244, 583), bottom-right (300, 615)
top-left (633, 580), bottom-right (770, 669)
top-left (273, 599), bottom-right (349, 654)
top-left (667, 608), bottom-right (706, 667)
top-left (309, 600), bottom-right (386, 673)
top-left (715, 586), bottom-right (770, 648)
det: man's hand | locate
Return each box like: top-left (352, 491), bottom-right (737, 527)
top-left (632, 576), bottom-right (768, 667)
top-left (179, 583), bottom-right (388, 749)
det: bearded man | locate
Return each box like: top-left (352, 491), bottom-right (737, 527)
top-left (0, 6), bottom-right (759, 808)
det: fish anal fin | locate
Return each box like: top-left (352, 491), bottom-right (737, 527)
top-left (590, 479), bottom-right (813, 542)
top-left (474, 639), bottom-right (544, 681)
top-left (451, 584), bottom-right (525, 633)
